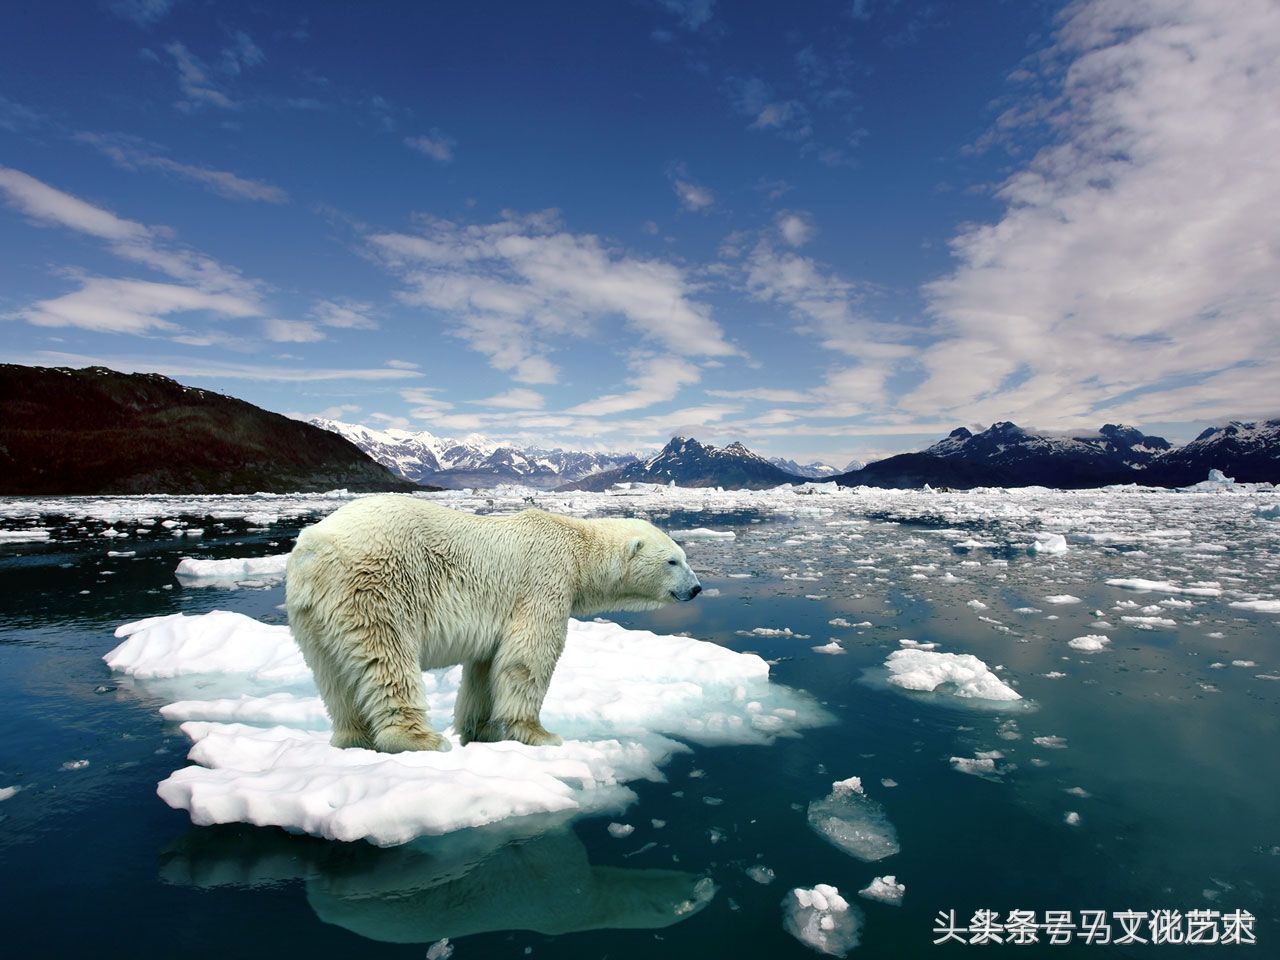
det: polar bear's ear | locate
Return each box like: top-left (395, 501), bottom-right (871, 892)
top-left (628, 536), bottom-right (644, 557)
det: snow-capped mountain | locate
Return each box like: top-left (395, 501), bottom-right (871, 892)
top-left (838, 419), bottom-right (1278, 489)
top-left (1152, 419), bottom-right (1280, 485)
top-left (309, 419), bottom-right (636, 489)
top-left (768, 457), bottom-right (840, 479)
top-left (562, 436), bottom-right (805, 491)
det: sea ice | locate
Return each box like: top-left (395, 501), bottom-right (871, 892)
top-left (1230, 599), bottom-right (1280, 614)
top-left (883, 649), bottom-right (1022, 702)
top-left (858, 875), bottom-right (905, 906)
top-left (782, 885), bottom-right (863, 957)
top-left (1031, 533), bottom-right (1068, 555)
top-left (1068, 635), bottom-right (1111, 652)
top-left (746, 865), bottom-right (776, 885)
top-left (806, 777), bottom-right (900, 862)
top-left (669, 528), bottom-right (736, 541)
top-left (105, 611), bottom-right (828, 845)
top-left (1044, 595), bottom-right (1082, 605)
top-left (174, 554), bottom-right (291, 586)
top-left (949, 756), bottom-right (998, 778)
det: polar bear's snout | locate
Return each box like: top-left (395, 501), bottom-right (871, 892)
top-left (671, 563), bottom-right (702, 602)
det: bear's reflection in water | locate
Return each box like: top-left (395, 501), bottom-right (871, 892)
top-left (160, 819), bottom-right (715, 943)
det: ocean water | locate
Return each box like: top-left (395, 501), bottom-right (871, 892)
top-left (1, 484), bottom-right (1277, 958)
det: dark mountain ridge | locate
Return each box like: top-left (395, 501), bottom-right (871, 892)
top-left (0, 364), bottom-right (422, 495)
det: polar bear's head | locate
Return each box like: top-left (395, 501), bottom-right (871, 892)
top-left (590, 518), bottom-right (702, 612)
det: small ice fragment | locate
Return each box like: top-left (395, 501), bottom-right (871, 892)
top-left (1065, 787), bottom-right (1091, 798)
top-left (1044, 595), bottom-right (1082, 605)
top-left (858, 875), bottom-right (905, 906)
top-left (950, 756), bottom-right (997, 778)
top-left (1033, 736), bottom-right (1067, 749)
top-left (607, 822), bottom-right (635, 838)
top-left (1031, 533), bottom-right (1068, 555)
top-left (746, 865), bottom-right (776, 885)
top-left (0, 785), bottom-right (18, 801)
top-left (967, 599), bottom-right (988, 610)
top-left (884, 649), bottom-right (1022, 701)
top-left (1064, 811), bottom-right (1081, 826)
top-left (670, 528), bottom-right (736, 541)
top-left (812, 641), bottom-right (845, 655)
top-left (61, 759), bottom-right (89, 771)
top-left (426, 939), bottom-right (453, 960)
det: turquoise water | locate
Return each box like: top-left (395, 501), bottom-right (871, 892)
top-left (1, 489), bottom-right (1277, 957)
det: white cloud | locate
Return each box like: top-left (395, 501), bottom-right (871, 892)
top-left (77, 134), bottom-right (289, 203)
top-left (669, 164), bottom-right (714, 211)
top-left (405, 132), bottom-right (455, 163)
top-left (14, 278), bottom-right (259, 335)
top-left (165, 42), bottom-right (238, 111)
top-left (474, 388), bottom-right (546, 410)
top-left (726, 77), bottom-right (811, 141)
top-left (263, 318), bottom-right (326, 342)
top-left (309, 298), bottom-right (377, 329)
top-left (565, 354), bottom-right (700, 416)
top-left (776, 210), bottom-right (814, 247)
top-left (913, 0), bottom-right (1280, 428)
top-left (368, 210), bottom-right (736, 384)
top-left (0, 165), bottom-right (254, 297)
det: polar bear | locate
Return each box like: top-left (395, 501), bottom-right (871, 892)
top-left (285, 495), bottom-right (702, 753)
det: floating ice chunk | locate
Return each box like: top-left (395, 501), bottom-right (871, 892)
top-left (175, 554), bottom-right (291, 585)
top-left (966, 599), bottom-right (988, 610)
top-left (883, 649), bottom-right (1022, 702)
top-left (107, 611), bottom-right (828, 845)
top-left (0, 785), bottom-right (19, 801)
top-left (828, 618), bottom-right (852, 627)
top-left (1031, 533), bottom-right (1068, 555)
top-left (669, 528), bottom-right (736, 541)
top-left (1121, 615), bottom-right (1176, 629)
top-left (858, 875), bottom-right (905, 906)
top-left (1064, 811), bottom-right (1081, 826)
top-left (1232, 660), bottom-right (1258, 668)
top-left (1230, 599), bottom-right (1280, 614)
top-left (897, 638), bottom-right (938, 651)
top-left (1033, 736), bottom-right (1067, 749)
top-left (425, 939), bottom-right (453, 960)
top-left (1105, 578), bottom-right (1221, 597)
top-left (747, 865), bottom-right (776, 885)
top-left (1065, 786), bottom-right (1092, 798)
top-left (1257, 504), bottom-right (1280, 520)
top-left (949, 756), bottom-right (998, 778)
top-left (1044, 595), bottom-right (1082, 605)
top-left (1068, 635), bottom-right (1111, 652)
top-left (61, 759), bottom-right (89, 770)
top-left (807, 778), bottom-right (899, 862)
top-left (812, 641), bottom-right (845, 655)
top-left (737, 626), bottom-right (811, 639)
top-left (783, 884), bottom-right (863, 957)
top-left (607, 822), bottom-right (635, 838)
top-left (0, 528), bottom-right (51, 543)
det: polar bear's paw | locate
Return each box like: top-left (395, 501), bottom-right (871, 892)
top-left (373, 726), bottom-right (453, 754)
top-left (472, 719), bottom-right (564, 747)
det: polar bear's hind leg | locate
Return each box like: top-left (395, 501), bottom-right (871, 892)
top-left (350, 621), bottom-right (451, 753)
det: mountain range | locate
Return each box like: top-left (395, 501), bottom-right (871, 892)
top-left (558, 436), bottom-right (805, 491)
top-left (310, 419), bottom-right (637, 490)
top-left (0, 365), bottom-right (419, 495)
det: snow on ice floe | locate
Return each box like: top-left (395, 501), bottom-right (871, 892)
top-left (1105, 578), bottom-right (1222, 597)
top-left (783, 884), bottom-right (863, 957)
top-left (858, 876), bottom-right (905, 906)
top-left (105, 611), bottom-right (828, 845)
top-left (1230, 599), bottom-right (1280, 614)
top-left (1043, 594), bottom-right (1082, 605)
top-left (0, 528), bottom-right (51, 543)
top-left (174, 553), bottom-right (291, 586)
top-left (883, 649), bottom-right (1022, 703)
top-left (1068, 635), bottom-right (1111, 652)
top-left (807, 777), bottom-right (900, 863)
top-left (668, 527), bottom-right (736, 541)
top-left (1030, 533), bottom-right (1068, 555)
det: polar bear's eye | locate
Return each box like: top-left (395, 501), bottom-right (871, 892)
top-left (667, 559), bottom-right (678, 565)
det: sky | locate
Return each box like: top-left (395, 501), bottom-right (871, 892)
top-left (2, 0), bottom-right (1277, 467)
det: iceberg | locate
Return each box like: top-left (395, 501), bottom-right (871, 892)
top-left (782, 884), bottom-right (863, 957)
top-left (806, 777), bottom-right (900, 862)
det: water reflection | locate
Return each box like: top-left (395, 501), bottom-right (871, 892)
top-left (161, 821), bottom-right (715, 943)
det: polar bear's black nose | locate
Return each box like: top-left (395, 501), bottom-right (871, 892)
top-left (690, 584), bottom-right (702, 597)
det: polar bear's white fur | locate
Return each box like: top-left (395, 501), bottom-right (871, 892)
top-left (285, 495), bottom-right (702, 753)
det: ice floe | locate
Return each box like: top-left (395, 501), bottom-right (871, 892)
top-left (806, 777), bottom-right (900, 862)
top-left (783, 884), bottom-right (863, 957)
top-left (105, 611), bottom-right (828, 845)
top-left (1068, 635), bottom-right (1111, 652)
top-left (858, 875), bottom-right (905, 906)
top-left (174, 553), bottom-right (291, 586)
top-left (883, 649), bottom-right (1022, 702)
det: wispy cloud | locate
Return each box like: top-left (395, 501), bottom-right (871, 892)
top-left (913, 0), bottom-right (1280, 429)
top-left (775, 210), bottom-right (814, 247)
top-left (162, 32), bottom-right (264, 112)
top-left (404, 131), bottom-right (456, 163)
top-left (6, 351), bottom-right (420, 382)
top-left (473, 387), bottom-right (545, 410)
top-left (565, 354), bottom-right (701, 415)
top-left (656, 0), bottom-right (715, 32)
top-left (263, 318), bottom-right (326, 342)
top-left (14, 278), bottom-right (258, 335)
top-left (668, 163), bottom-right (714, 211)
top-left (368, 210), bottom-right (736, 384)
top-left (77, 133), bottom-right (289, 203)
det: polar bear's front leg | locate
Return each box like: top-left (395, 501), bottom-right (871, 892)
top-left (454, 658), bottom-right (495, 745)
top-left (479, 621), bottom-right (566, 747)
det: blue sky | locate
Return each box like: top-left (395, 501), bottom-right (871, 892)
top-left (2, 0), bottom-right (1277, 465)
